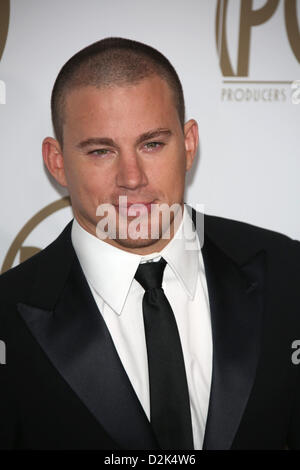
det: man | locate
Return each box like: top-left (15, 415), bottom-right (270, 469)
top-left (0, 37), bottom-right (300, 450)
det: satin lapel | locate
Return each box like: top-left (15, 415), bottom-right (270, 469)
top-left (201, 235), bottom-right (265, 450)
top-left (189, 206), bottom-right (266, 450)
top-left (17, 229), bottom-right (159, 450)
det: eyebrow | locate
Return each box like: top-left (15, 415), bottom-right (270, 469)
top-left (75, 128), bottom-right (172, 150)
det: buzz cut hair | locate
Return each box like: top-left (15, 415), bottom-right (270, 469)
top-left (51, 37), bottom-right (185, 146)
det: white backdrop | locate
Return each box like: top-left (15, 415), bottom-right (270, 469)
top-left (0, 0), bottom-right (299, 272)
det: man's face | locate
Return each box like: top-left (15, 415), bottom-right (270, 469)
top-left (43, 75), bottom-right (198, 254)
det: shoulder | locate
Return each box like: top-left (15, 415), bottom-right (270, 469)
top-left (202, 211), bottom-right (300, 262)
top-left (0, 220), bottom-right (74, 304)
top-left (205, 212), bottom-right (298, 243)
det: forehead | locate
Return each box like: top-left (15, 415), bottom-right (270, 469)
top-left (63, 76), bottom-right (180, 139)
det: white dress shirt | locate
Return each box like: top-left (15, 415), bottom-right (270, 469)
top-left (71, 205), bottom-right (212, 450)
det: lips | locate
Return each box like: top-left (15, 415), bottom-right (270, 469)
top-left (115, 200), bottom-right (155, 216)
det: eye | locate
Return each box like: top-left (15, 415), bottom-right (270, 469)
top-left (143, 141), bottom-right (165, 151)
top-left (88, 148), bottom-right (111, 156)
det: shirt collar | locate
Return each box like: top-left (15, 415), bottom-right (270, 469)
top-left (71, 205), bottom-right (200, 315)
top-left (159, 205), bottom-right (200, 300)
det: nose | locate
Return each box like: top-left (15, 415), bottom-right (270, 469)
top-left (116, 151), bottom-right (147, 190)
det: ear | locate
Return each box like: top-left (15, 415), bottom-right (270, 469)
top-left (184, 119), bottom-right (199, 172)
top-left (42, 137), bottom-right (67, 187)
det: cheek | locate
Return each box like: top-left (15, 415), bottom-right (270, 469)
top-left (79, 169), bottom-right (111, 202)
top-left (151, 151), bottom-right (185, 193)
top-left (62, 166), bottom-right (98, 209)
top-left (64, 157), bottom-right (110, 190)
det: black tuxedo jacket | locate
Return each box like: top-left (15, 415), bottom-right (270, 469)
top-left (1, 209), bottom-right (300, 450)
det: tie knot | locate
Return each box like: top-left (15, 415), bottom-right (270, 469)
top-left (134, 257), bottom-right (167, 291)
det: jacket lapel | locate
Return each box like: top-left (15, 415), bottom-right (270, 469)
top-left (193, 210), bottom-right (266, 449)
top-left (17, 221), bottom-right (159, 450)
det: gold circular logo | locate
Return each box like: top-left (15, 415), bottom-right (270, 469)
top-left (1, 197), bottom-right (71, 274)
top-left (0, 0), bottom-right (10, 62)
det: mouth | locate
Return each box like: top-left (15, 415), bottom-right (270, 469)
top-left (114, 200), bottom-right (156, 216)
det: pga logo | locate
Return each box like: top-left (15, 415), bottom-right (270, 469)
top-left (291, 80), bottom-right (300, 104)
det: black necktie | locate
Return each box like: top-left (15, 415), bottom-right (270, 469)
top-left (134, 257), bottom-right (194, 450)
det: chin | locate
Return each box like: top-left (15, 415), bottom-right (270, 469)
top-left (113, 235), bottom-right (162, 251)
